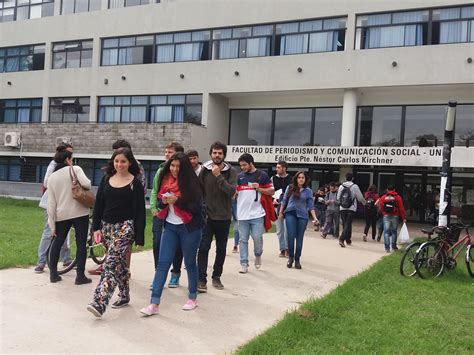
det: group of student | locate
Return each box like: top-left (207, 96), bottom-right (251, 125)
top-left (36, 139), bottom-right (406, 319)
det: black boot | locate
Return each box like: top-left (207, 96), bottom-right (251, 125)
top-left (287, 257), bottom-right (294, 268)
top-left (50, 271), bottom-right (62, 283)
top-left (75, 273), bottom-right (92, 285)
top-left (295, 259), bottom-right (302, 269)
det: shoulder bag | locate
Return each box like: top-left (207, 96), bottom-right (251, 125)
top-left (69, 166), bottom-right (96, 208)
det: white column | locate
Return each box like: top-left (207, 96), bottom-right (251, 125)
top-left (340, 89), bottom-right (358, 146)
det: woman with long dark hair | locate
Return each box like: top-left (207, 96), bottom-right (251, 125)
top-left (87, 147), bottom-right (145, 318)
top-left (47, 150), bottom-right (91, 284)
top-left (141, 152), bottom-right (204, 316)
top-left (278, 171), bottom-right (318, 269)
top-left (363, 184), bottom-right (380, 241)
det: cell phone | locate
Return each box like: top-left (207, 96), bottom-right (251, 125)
top-left (162, 192), bottom-right (174, 198)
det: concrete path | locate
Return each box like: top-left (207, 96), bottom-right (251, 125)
top-left (1, 221), bottom-right (406, 354)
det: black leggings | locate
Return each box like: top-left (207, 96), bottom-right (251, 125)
top-left (364, 211), bottom-right (378, 239)
top-left (50, 215), bottom-right (89, 274)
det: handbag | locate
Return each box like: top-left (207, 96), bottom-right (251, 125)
top-left (69, 166), bottom-right (96, 208)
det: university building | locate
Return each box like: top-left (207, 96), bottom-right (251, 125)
top-left (1, 0), bottom-right (473, 222)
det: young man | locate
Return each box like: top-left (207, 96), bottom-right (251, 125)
top-left (186, 149), bottom-right (202, 176)
top-left (271, 161), bottom-right (291, 257)
top-left (236, 153), bottom-right (274, 274)
top-left (197, 142), bottom-right (236, 291)
top-left (322, 182), bottom-right (340, 239)
top-left (379, 185), bottom-right (406, 253)
top-left (337, 173), bottom-right (365, 248)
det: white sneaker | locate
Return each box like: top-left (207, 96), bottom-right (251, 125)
top-left (255, 256), bottom-right (262, 269)
top-left (239, 264), bottom-right (248, 274)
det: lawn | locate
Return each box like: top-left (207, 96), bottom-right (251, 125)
top-left (238, 249), bottom-right (474, 354)
top-left (0, 197), bottom-right (243, 269)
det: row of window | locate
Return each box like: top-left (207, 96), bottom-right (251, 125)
top-left (0, 0), bottom-right (161, 22)
top-left (229, 104), bottom-right (474, 148)
top-left (0, 95), bottom-right (203, 124)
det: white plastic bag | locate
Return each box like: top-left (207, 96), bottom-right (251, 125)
top-left (399, 223), bottom-right (410, 244)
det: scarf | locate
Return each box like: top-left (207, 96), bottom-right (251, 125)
top-left (157, 173), bottom-right (192, 224)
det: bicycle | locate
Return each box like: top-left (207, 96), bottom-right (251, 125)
top-left (46, 222), bottom-right (106, 275)
top-left (414, 223), bottom-right (473, 279)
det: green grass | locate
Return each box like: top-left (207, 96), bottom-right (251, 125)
top-left (238, 250), bottom-right (474, 354)
top-left (0, 197), bottom-right (245, 269)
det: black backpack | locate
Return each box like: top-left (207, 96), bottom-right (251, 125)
top-left (383, 195), bottom-right (398, 213)
top-left (339, 184), bottom-right (354, 208)
top-left (365, 198), bottom-right (375, 211)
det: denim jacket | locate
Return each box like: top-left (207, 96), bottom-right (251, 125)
top-left (282, 187), bottom-right (315, 219)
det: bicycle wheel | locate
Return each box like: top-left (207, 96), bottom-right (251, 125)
top-left (466, 245), bottom-right (474, 278)
top-left (415, 241), bottom-right (446, 279)
top-left (46, 236), bottom-right (77, 275)
top-left (89, 234), bottom-right (107, 265)
top-left (399, 242), bottom-right (421, 277)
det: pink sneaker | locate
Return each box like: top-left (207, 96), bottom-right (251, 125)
top-left (140, 304), bottom-right (159, 316)
top-left (182, 299), bottom-right (198, 311)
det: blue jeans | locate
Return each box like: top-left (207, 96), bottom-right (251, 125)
top-left (238, 217), bottom-right (264, 266)
top-left (284, 211), bottom-right (307, 260)
top-left (37, 210), bottom-right (70, 264)
top-left (383, 215), bottom-right (399, 251)
top-left (275, 216), bottom-right (288, 251)
top-left (150, 222), bottom-right (201, 305)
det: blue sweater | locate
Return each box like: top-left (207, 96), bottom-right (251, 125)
top-left (282, 187), bottom-right (315, 219)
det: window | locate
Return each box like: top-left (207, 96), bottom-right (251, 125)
top-left (455, 105), bottom-right (474, 147)
top-left (229, 110), bottom-right (273, 146)
top-left (108, 0), bottom-right (149, 9)
top-left (0, 0), bottom-right (53, 22)
top-left (432, 6), bottom-right (474, 44)
top-left (357, 106), bottom-right (402, 146)
top-left (0, 44), bottom-right (45, 73)
top-left (102, 35), bottom-right (154, 66)
top-left (212, 25), bottom-right (272, 59)
top-left (49, 97), bottom-right (90, 123)
top-left (156, 30), bottom-right (210, 63)
top-left (274, 109), bottom-right (312, 145)
top-left (275, 17), bottom-right (346, 55)
top-left (404, 106), bottom-right (445, 147)
top-left (314, 108), bottom-right (342, 146)
top-left (98, 95), bottom-right (202, 124)
top-left (61, 0), bottom-right (101, 14)
top-left (0, 98), bottom-right (42, 123)
top-left (52, 40), bottom-right (93, 69)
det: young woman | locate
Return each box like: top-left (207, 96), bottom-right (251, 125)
top-left (363, 184), bottom-right (380, 241)
top-left (47, 150), bottom-right (91, 284)
top-left (141, 152), bottom-right (204, 316)
top-left (87, 147), bottom-right (145, 318)
top-left (279, 172), bottom-right (318, 270)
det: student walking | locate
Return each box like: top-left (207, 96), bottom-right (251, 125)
top-left (314, 187), bottom-right (327, 232)
top-left (278, 172), bottom-right (318, 269)
top-left (271, 161), bottom-right (291, 257)
top-left (337, 173), bottom-right (365, 247)
top-left (197, 142), bottom-right (237, 292)
top-left (236, 154), bottom-right (274, 274)
top-left (47, 150), bottom-right (91, 285)
top-left (141, 153), bottom-right (204, 316)
top-left (86, 148), bottom-right (146, 318)
top-left (379, 185), bottom-right (406, 253)
top-left (321, 182), bottom-right (340, 239)
top-left (363, 184), bottom-right (380, 242)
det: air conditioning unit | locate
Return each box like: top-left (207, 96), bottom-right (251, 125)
top-left (56, 136), bottom-right (72, 147)
top-left (4, 132), bottom-right (21, 147)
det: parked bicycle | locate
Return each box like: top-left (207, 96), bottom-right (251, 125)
top-left (414, 223), bottom-right (473, 279)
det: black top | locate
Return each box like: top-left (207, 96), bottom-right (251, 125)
top-left (92, 176), bottom-right (146, 246)
top-left (272, 174), bottom-right (292, 201)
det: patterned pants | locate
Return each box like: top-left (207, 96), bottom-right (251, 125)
top-left (92, 220), bottom-right (134, 313)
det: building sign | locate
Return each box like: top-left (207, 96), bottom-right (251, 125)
top-left (227, 146), bottom-right (474, 168)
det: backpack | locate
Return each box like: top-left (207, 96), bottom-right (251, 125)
top-left (339, 184), bottom-right (354, 208)
top-left (365, 198), bottom-right (375, 211)
top-left (383, 194), bottom-right (398, 213)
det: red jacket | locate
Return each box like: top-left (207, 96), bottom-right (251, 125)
top-left (379, 191), bottom-right (406, 220)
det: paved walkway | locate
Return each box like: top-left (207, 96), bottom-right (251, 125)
top-left (1, 221), bottom-right (419, 354)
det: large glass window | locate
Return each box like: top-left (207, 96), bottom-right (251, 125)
top-left (358, 106), bottom-right (402, 146)
top-left (0, 0), bottom-right (53, 22)
top-left (212, 25), bottom-right (272, 59)
top-left (0, 98), bottom-right (42, 123)
top-left (229, 110), bottom-right (272, 145)
top-left (275, 18), bottom-right (346, 55)
top-left (156, 30), bottom-right (210, 63)
top-left (98, 95), bottom-right (202, 124)
top-left (102, 35), bottom-right (154, 66)
top-left (404, 106), bottom-right (445, 147)
top-left (314, 108), bottom-right (342, 146)
top-left (455, 105), bottom-right (474, 147)
top-left (49, 97), bottom-right (90, 123)
top-left (52, 40), bottom-right (93, 69)
top-left (108, 0), bottom-right (149, 9)
top-left (0, 44), bottom-right (45, 73)
top-left (274, 109), bottom-right (312, 145)
top-left (61, 0), bottom-right (101, 14)
top-left (433, 6), bottom-right (474, 44)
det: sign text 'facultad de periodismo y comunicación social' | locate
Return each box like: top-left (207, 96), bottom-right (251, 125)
top-left (227, 146), bottom-right (474, 168)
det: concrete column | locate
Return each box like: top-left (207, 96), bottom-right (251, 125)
top-left (339, 89), bottom-right (358, 181)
